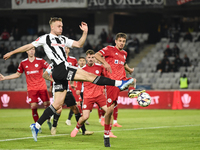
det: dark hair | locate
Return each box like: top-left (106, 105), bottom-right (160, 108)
top-left (86, 49), bottom-right (95, 55)
top-left (115, 33), bottom-right (127, 40)
top-left (79, 56), bottom-right (86, 60)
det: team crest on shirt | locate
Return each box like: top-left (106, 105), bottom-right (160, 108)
top-left (115, 53), bottom-right (118, 55)
top-left (95, 70), bottom-right (99, 74)
top-left (25, 66), bottom-right (28, 68)
top-left (107, 98), bottom-right (112, 103)
top-left (83, 104), bottom-right (87, 109)
top-left (35, 64), bottom-right (38, 67)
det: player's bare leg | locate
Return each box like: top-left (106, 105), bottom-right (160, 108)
top-left (74, 68), bottom-right (134, 91)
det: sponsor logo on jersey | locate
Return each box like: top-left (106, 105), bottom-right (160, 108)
top-left (114, 59), bottom-right (124, 65)
top-left (26, 70), bottom-right (39, 75)
top-left (51, 43), bottom-right (65, 47)
top-left (181, 93), bottom-right (191, 107)
top-left (1, 94), bottom-right (10, 107)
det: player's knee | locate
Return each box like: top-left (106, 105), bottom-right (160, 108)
top-left (83, 115), bottom-right (89, 121)
top-left (31, 104), bottom-right (38, 110)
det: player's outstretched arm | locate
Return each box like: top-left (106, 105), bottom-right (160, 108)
top-left (0, 72), bottom-right (22, 81)
top-left (72, 22), bottom-right (88, 48)
top-left (3, 43), bottom-right (34, 60)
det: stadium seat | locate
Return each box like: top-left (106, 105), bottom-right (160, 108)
top-left (164, 83), bottom-right (172, 89)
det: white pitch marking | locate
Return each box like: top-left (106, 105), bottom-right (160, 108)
top-left (0, 124), bottom-right (199, 142)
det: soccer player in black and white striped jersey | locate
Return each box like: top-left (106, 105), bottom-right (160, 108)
top-left (3, 17), bottom-right (134, 143)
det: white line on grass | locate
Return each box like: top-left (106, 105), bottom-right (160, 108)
top-left (0, 124), bottom-right (199, 142)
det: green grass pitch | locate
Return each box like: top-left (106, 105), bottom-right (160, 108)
top-left (0, 109), bottom-right (200, 149)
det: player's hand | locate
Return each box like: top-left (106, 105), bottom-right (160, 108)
top-left (76, 90), bottom-right (81, 95)
top-left (0, 74), bottom-right (5, 81)
top-left (3, 52), bottom-right (12, 60)
top-left (129, 68), bottom-right (134, 75)
top-left (79, 22), bottom-right (88, 33)
top-left (103, 63), bottom-right (112, 73)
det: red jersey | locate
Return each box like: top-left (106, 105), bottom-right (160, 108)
top-left (67, 56), bottom-right (78, 67)
top-left (99, 46), bottom-right (127, 80)
top-left (17, 57), bottom-right (49, 91)
top-left (82, 63), bottom-right (105, 99)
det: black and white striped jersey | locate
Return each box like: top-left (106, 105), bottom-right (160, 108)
top-left (32, 33), bottom-right (74, 66)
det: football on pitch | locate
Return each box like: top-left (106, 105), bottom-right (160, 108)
top-left (137, 92), bottom-right (151, 107)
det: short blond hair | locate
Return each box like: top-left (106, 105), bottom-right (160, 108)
top-left (49, 17), bottom-right (62, 25)
top-left (86, 49), bottom-right (95, 56)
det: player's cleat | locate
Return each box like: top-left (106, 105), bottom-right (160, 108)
top-left (38, 128), bottom-right (42, 133)
top-left (51, 127), bottom-right (56, 135)
top-left (84, 130), bottom-right (94, 135)
top-left (66, 119), bottom-right (71, 126)
top-left (30, 123), bottom-right (39, 142)
top-left (71, 128), bottom-right (79, 137)
top-left (85, 120), bottom-right (90, 125)
top-left (79, 128), bottom-right (82, 133)
top-left (109, 132), bottom-right (117, 138)
top-left (47, 121), bottom-right (52, 130)
top-left (101, 117), bottom-right (105, 126)
top-left (113, 123), bottom-right (122, 127)
top-left (104, 136), bottom-right (111, 147)
top-left (118, 78), bottom-right (134, 91)
top-left (128, 89), bottom-right (146, 98)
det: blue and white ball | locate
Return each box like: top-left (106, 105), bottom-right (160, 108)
top-left (137, 92), bottom-right (151, 107)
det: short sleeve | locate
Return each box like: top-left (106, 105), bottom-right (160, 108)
top-left (99, 46), bottom-right (111, 57)
top-left (63, 36), bottom-right (74, 48)
top-left (42, 59), bottom-right (49, 69)
top-left (31, 35), bottom-right (46, 48)
top-left (17, 62), bottom-right (24, 74)
top-left (45, 63), bottom-right (53, 75)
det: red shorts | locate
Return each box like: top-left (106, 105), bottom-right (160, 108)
top-left (106, 86), bottom-right (120, 107)
top-left (82, 94), bottom-right (107, 111)
top-left (28, 90), bottom-right (49, 104)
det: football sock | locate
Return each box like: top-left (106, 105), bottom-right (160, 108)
top-left (32, 108), bottom-right (39, 122)
top-left (37, 105), bottom-right (56, 126)
top-left (113, 106), bottom-right (118, 121)
top-left (104, 124), bottom-right (110, 138)
top-left (53, 112), bottom-right (60, 127)
top-left (75, 122), bottom-right (82, 130)
top-left (128, 86), bottom-right (135, 92)
top-left (44, 103), bottom-right (51, 120)
top-left (68, 109), bottom-right (74, 120)
top-left (75, 113), bottom-right (86, 133)
top-left (109, 124), bottom-right (112, 131)
top-left (93, 76), bottom-right (117, 86)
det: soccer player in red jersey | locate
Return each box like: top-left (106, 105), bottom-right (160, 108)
top-left (95, 33), bottom-right (145, 147)
top-left (71, 50), bottom-right (114, 138)
top-left (0, 47), bottom-right (52, 130)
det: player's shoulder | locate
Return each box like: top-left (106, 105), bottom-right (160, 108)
top-left (68, 56), bottom-right (77, 60)
top-left (103, 45), bottom-right (114, 50)
top-left (21, 58), bottom-right (28, 63)
top-left (94, 63), bottom-right (102, 67)
top-left (82, 64), bottom-right (87, 69)
top-left (35, 57), bottom-right (43, 61)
